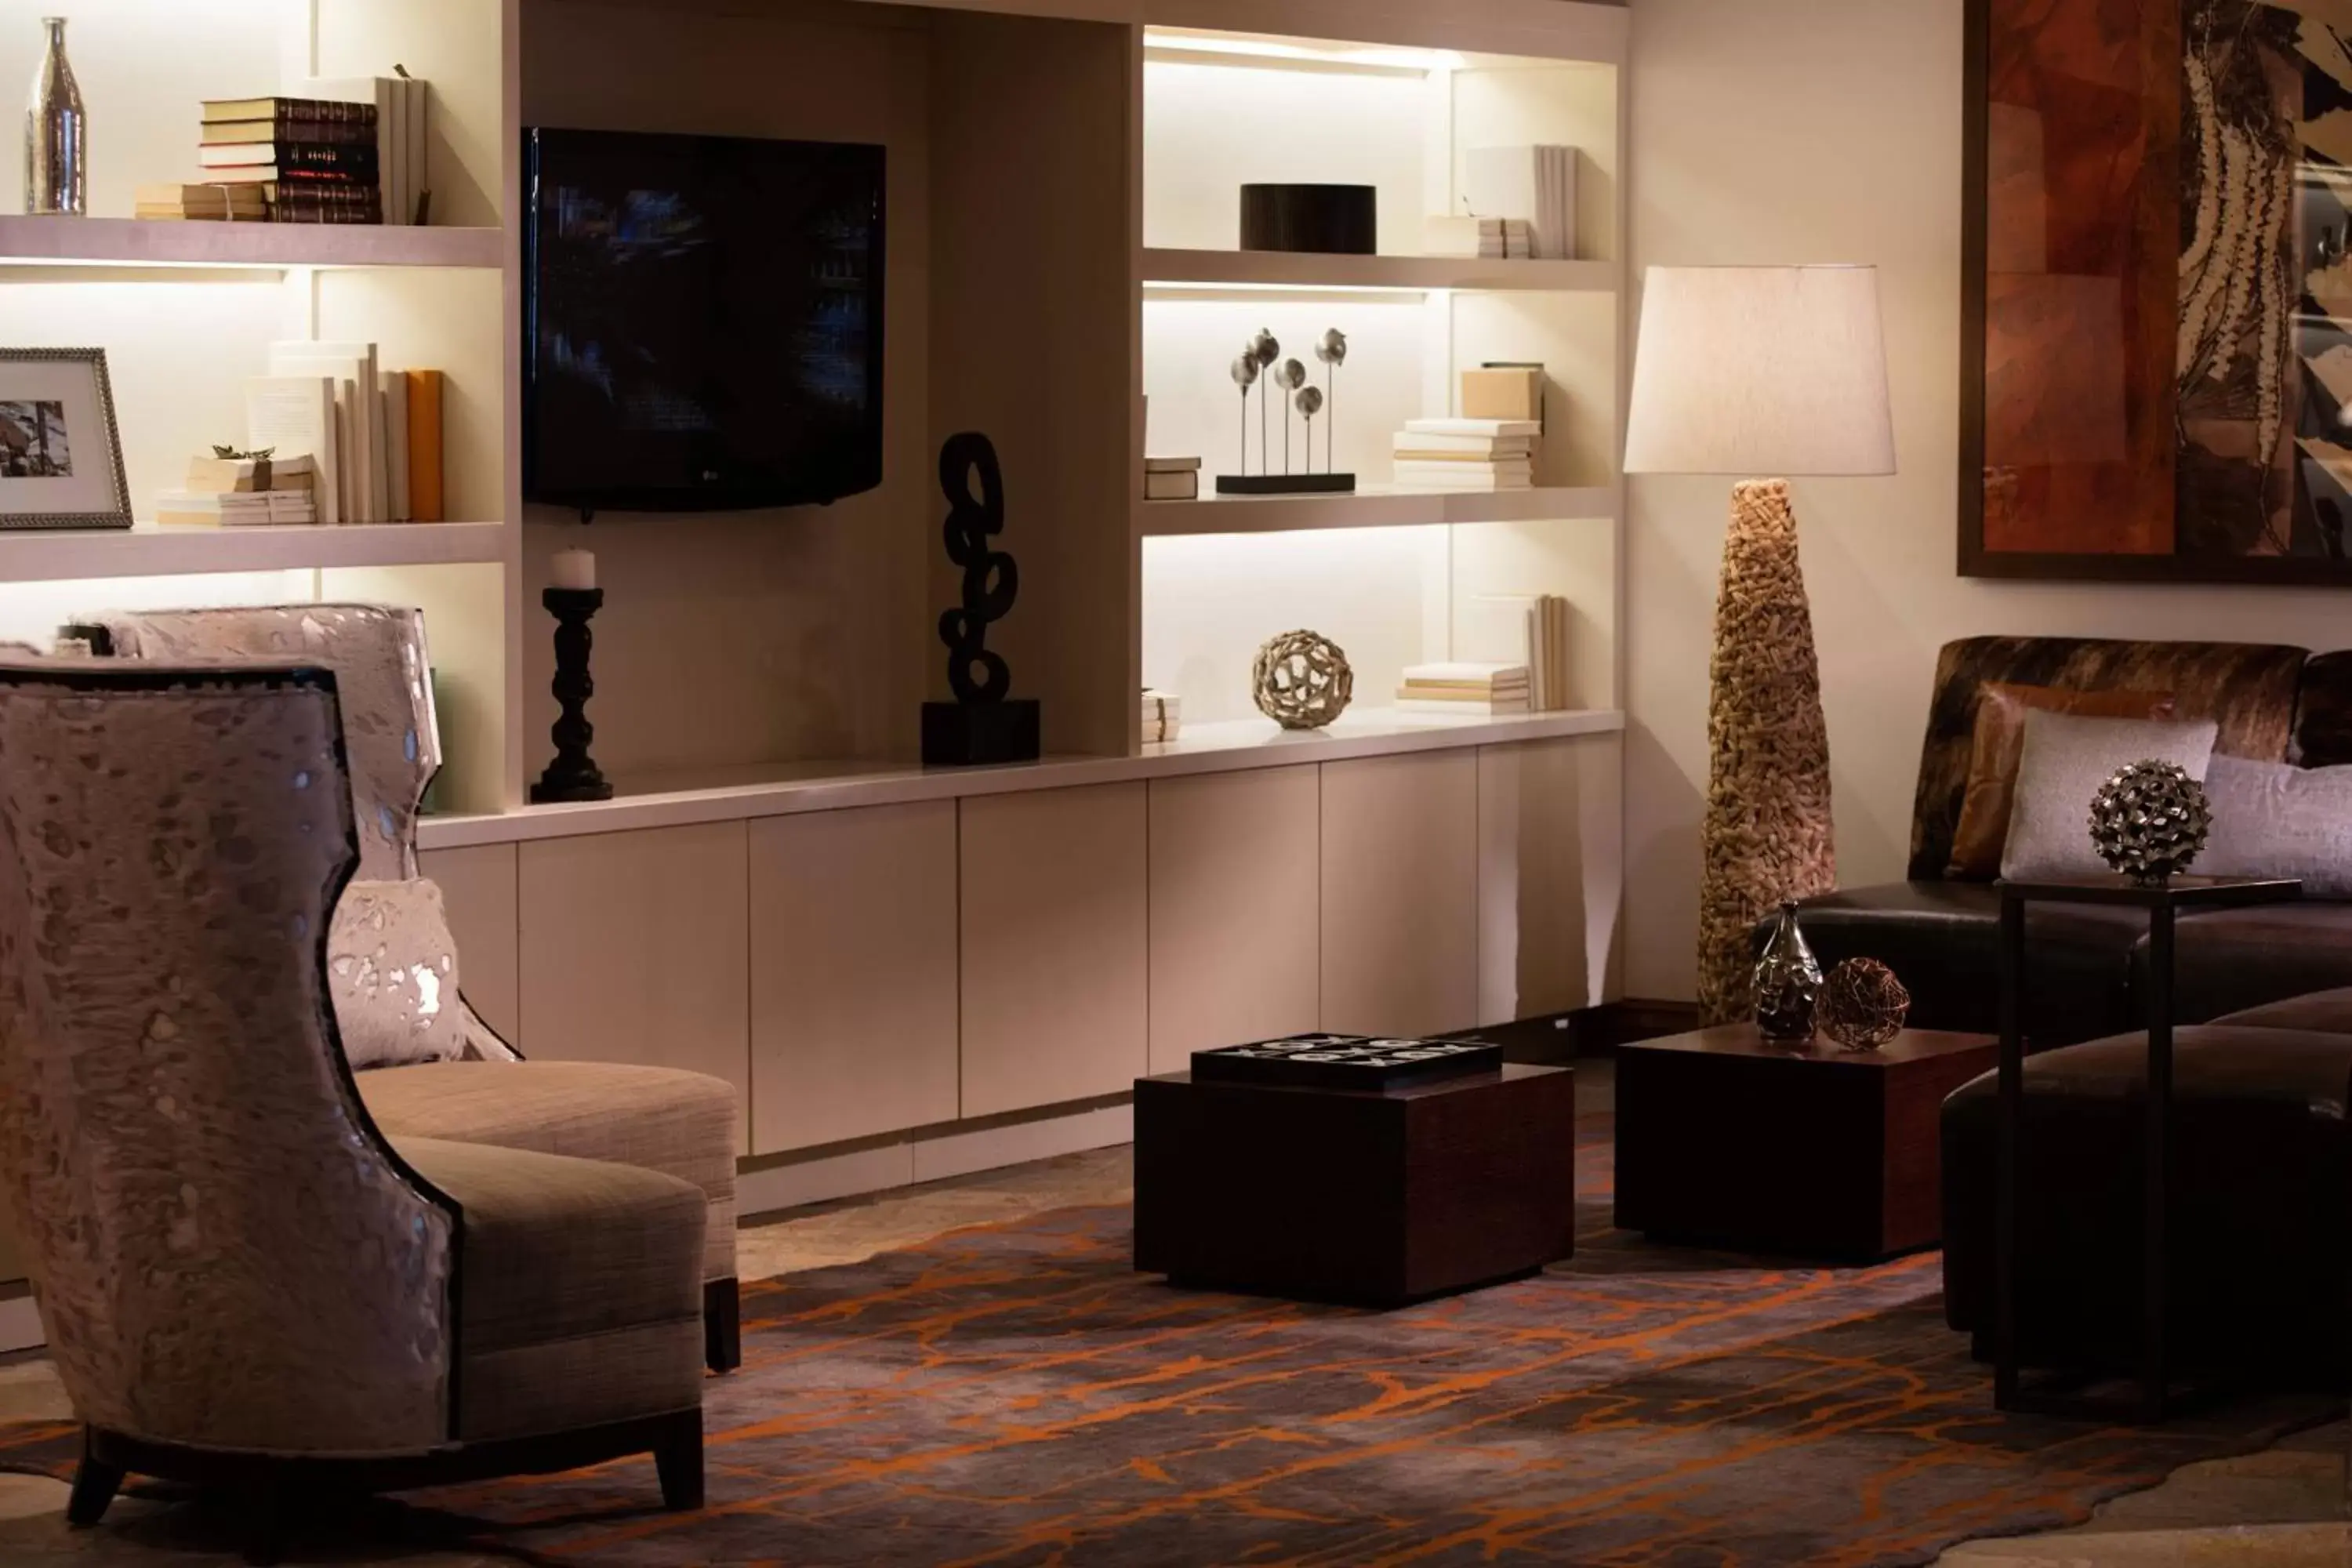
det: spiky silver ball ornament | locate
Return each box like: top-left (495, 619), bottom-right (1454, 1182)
top-left (2087, 760), bottom-right (2212, 886)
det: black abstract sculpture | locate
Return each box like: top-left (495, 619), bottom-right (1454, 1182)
top-left (530, 586), bottom-right (613, 802)
top-left (921, 432), bottom-right (1040, 766)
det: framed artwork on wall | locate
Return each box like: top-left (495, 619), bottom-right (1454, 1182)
top-left (0, 348), bottom-right (129, 532)
top-left (1962, 0), bottom-right (2352, 583)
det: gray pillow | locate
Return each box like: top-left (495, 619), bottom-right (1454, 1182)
top-left (2198, 755), bottom-right (2352, 896)
top-left (1999, 710), bottom-right (2219, 881)
top-left (327, 878), bottom-right (466, 1070)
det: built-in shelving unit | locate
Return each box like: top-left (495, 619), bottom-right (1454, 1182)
top-left (0, 215), bottom-right (504, 270)
top-left (1141, 248), bottom-right (1613, 294)
top-left (0, 522), bottom-right (509, 583)
top-left (1139, 484), bottom-right (1614, 535)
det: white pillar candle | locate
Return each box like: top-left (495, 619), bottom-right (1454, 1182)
top-left (550, 547), bottom-right (597, 590)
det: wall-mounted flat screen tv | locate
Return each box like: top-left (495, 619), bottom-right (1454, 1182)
top-left (522, 127), bottom-right (885, 513)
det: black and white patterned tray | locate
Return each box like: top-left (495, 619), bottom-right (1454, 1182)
top-left (1191, 1033), bottom-right (1504, 1091)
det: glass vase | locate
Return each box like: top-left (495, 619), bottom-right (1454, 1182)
top-left (24, 16), bottom-right (85, 216)
top-left (1751, 900), bottom-right (1822, 1044)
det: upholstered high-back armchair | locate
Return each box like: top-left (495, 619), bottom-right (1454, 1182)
top-left (92, 603), bottom-right (746, 1373)
top-left (0, 661), bottom-right (706, 1560)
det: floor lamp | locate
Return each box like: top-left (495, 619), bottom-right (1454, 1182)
top-left (1621, 266), bottom-right (1896, 1026)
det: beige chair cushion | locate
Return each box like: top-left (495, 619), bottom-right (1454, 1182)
top-left (361, 1061), bottom-right (738, 1283)
top-left (396, 1136), bottom-right (705, 1443)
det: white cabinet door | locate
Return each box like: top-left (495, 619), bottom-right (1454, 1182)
top-left (1319, 751), bottom-right (1479, 1037)
top-left (960, 783), bottom-right (1149, 1117)
top-left (749, 802), bottom-right (960, 1154)
top-left (519, 822), bottom-right (751, 1151)
top-left (1147, 767), bottom-right (1320, 1073)
top-left (419, 841), bottom-right (520, 1047)
top-left (1478, 734), bottom-right (1624, 1025)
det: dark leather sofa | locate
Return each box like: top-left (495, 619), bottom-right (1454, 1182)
top-left (1792, 637), bottom-right (2352, 1045)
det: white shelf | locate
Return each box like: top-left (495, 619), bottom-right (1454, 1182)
top-left (1142, 248), bottom-right (1613, 293)
top-left (1139, 484), bottom-right (1613, 535)
top-left (0, 216), bottom-right (503, 271)
top-left (0, 522), bottom-right (508, 583)
top-left (418, 707), bottom-right (1626, 850)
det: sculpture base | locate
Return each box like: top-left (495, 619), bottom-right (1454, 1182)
top-left (922, 699), bottom-right (1040, 768)
top-left (1215, 473), bottom-right (1357, 495)
top-left (529, 765), bottom-right (613, 804)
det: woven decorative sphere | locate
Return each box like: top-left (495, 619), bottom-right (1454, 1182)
top-left (1251, 629), bottom-right (1352, 731)
top-left (2088, 759), bottom-right (2212, 885)
top-left (1818, 957), bottom-right (1911, 1051)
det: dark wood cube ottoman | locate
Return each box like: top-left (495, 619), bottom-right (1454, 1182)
top-left (1614, 1025), bottom-right (1996, 1260)
top-left (1134, 1063), bottom-right (1576, 1305)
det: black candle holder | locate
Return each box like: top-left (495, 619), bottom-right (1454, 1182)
top-left (530, 586), bottom-right (614, 804)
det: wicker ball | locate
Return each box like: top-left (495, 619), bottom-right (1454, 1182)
top-left (1818, 957), bottom-right (1910, 1051)
top-left (2088, 759), bottom-right (2211, 886)
top-left (1251, 629), bottom-right (1353, 731)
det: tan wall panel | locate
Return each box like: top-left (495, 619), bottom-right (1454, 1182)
top-left (419, 840), bottom-right (521, 1047)
top-left (749, 802), bottom-right (960, 1154)
top-left (519, 823), bottom-right (750, 1150)
top-left (1146, 767), bottom-right (1321, 1073)
top-left (960, 784), bottom-right (1149, 1117)
top-left (1320, 752), bottom-right (1479, 1037)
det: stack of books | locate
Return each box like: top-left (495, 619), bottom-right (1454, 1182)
top-left (1144, 456), bottom-right (1201, 502)
top-left (1390, 419), bottom-right (1540, 492)
top-left (1526, 593), bottom-right (1571, 711)
top-left (156, 452), bottom-right (319, 528)
top-left (1423, 215), bottom-right (1535, 259)
top-left (1142, 688), bottom-right (1183, 742)
top-left (1396, 663), bottom-right (1531, 717)
top-left (134, 182), bottom-right (266, 222)
top-left (245, 345), bottom-right (444, 524)
top-left (196, 95), bottom-right (382, 223)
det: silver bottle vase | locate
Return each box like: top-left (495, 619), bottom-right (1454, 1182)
top-left (24, 16), bottom-right (85, 216)
top-left (1752, 900), bottom-right (1822, 1043)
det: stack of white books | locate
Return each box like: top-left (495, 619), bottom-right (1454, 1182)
top-left (1390, 419), bottom-right (1540, 492)
top-left (1423, 214), bottom-right (1535, 260)
top-left (1396, 663), bottom-right (1531, 716)
top-left (245, 343), bottom-right (444, 524)
top-left (1144, 456), bottom-right (1201, 502)
top-left (1459, 592), bottom-right (1573, 711)
top-left (154, 489), bottom-right (318, 528)
top-left (1463, 145), bottom-right (1579, 260)
top-left (1142, 688), bottom-right (1183, 742)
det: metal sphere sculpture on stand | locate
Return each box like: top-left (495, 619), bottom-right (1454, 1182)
top-left (1818, 957), bottom-right (1911, 1051)
top-left (2088, 760), bottom-right (2212, 886)
top-left (1252, 628), bottom-right (1353, 731)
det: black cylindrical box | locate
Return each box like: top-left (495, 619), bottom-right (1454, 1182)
top-left (1239, 183), bottom-right (1377, 255)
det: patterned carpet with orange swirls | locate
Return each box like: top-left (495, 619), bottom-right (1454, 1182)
top-left (0, 1113), bottom-right (2333, 1566)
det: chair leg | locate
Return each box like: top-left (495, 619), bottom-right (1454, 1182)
top-left (65, 1446), bottom-right (123, 1527)
top-left (704, 1277), bottom-right (741, 1374)
top-left (654, 1411), bottom-right (704, 1512)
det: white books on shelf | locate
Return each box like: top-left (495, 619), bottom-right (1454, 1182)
top-left (244, 376), bottom-right (342, 524)
top-left (1402, 418), bottom-right (1542, 439)
top-left (1392, 432), bottom-right (1534, 458)
top-left (1142, 688), bottom-right (1182, 742)
top-left (1463, 145), bottom-right (1578, 260)
top-left (271, 341), bottom-right (384, 521)
top-left (154, 489), bottom-right (319, 528)
top-left (1396, 695), bottom-right (1532, 716)
top-left (1392, 461), bottom-right (1533, 492)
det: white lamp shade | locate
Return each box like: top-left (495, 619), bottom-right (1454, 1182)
top-left (1621, 265), bottom-right (1896, 477)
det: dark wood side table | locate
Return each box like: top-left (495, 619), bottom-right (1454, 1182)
top-left (1133, 1062), bottom-right (1575, 1305)
top-left (1614, 1025), bottom-right (1996, 1259)
top-left (1994, 874), bottom-right (2303, 1422)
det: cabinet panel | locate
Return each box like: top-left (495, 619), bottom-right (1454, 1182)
top-left (519, 823), bottom-right (750, 1151)
top-left (1147, 767), bottom-right (1321, 1073)
top-left (960, 783), bottom-right (1149, 1118)
top-left (1320, 752), bottom-right (1479, 1037)
top-left (419, 841), bottom-right (520, 1047)
top-left (1478, 735), bottom-right (1624, 1025)
top-left (749, 802), bottom-right (960, 1154)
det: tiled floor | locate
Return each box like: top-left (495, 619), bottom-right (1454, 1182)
top-left (0, 1062), bottom-right (2341, 1564)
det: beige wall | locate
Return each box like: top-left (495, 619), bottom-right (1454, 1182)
top-left (1625, 0), bottom-right (2352, 1000)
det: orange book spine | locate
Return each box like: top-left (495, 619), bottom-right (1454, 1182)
top-left (405, 368), bottom-right (445, 522)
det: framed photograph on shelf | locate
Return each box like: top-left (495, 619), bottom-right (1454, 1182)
top-left (0, 348), bottom-right (130, 532)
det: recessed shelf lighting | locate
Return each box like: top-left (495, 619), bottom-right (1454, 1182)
top-left (1142, 30), bottom-right (1466, 77)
